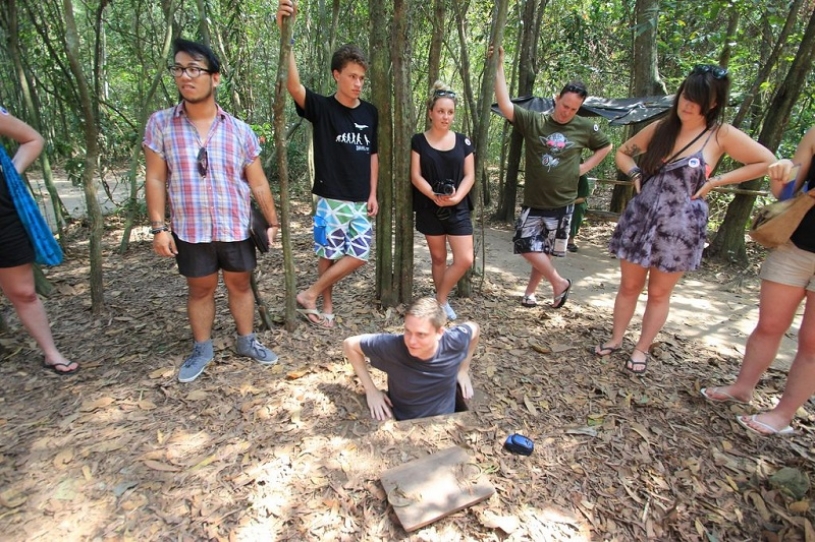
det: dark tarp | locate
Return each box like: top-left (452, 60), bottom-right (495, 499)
top-left (491, 95), bottom-right (675, 126)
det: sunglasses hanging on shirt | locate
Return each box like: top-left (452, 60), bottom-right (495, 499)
top-left (197, 147), bottom-right (208, 177)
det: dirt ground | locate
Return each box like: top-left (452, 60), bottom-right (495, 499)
top-left (0, 209), bottom-right (813, 541)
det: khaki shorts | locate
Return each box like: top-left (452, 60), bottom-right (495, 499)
top-left (760, 241), bottom-right (815, 291)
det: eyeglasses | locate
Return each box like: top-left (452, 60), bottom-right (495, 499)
top-left (197, 147), bottom-right (208, 177)
top-left (168, 65), bottom-right (213, 78)
top-left (691, 64), bottom-right (728, 79)
top-left (561, 84), bottom-right (588, 98)
top-left (433, 90), bottom-right (457, 99)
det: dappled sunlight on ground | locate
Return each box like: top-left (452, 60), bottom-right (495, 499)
top-left (0, 214), bottom-right (812, 540)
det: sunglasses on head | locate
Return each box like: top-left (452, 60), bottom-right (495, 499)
top-left (691, 64), bottom-right (728, 79)
top-left (562, 84), bottom-right (588, 98)
top-left (433, 89), bottom-right (456, 99)
top-left (197, 147), bottom-right (208, 177)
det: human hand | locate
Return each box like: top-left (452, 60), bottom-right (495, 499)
top-left (768, 159), bottom-right (795, 185)
top-left (266, 225), bottom-right (279, 244)
top-left (367, 194), bottom-right (379, 216)
top-left (487, 45), bottom-right (504, 63)
top-left (153, 230), bottom-right (177, 257)
top-left (277, 0), bottom-right (296, 28)
top-left (457, 372), bottom-right (473, 400)
top-left (366, 389), bottom-right (393, 420)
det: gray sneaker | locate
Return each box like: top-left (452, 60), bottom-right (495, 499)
top-left (441, 302), bottom-right (457, 321)
top-left (178, 340), bottom-right (214, 383)
top-left (236, 333), bottom-right (279, 365)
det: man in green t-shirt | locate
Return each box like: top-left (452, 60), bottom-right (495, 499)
top-left (493, 46), bottom-right (612, 309)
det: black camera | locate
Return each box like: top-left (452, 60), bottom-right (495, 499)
top-left (432, 179), bottom-right (456, 196)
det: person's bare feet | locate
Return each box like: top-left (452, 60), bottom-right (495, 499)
top-left (700, 386), bottom-right (752, 405)
top-left (43, 357), bottom-right (79, 375)
top-left (296, 292), bottom-right (321, 324)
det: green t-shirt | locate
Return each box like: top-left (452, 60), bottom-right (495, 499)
top-left (512, 105), bottom-right (610, 209)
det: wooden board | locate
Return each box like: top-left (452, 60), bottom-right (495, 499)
top-left (380, 446), bottom-right (495, 532)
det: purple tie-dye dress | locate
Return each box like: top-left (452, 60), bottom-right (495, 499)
top-left (609, 150), bottom-right (710, 273)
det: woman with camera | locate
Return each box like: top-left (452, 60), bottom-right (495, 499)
top-left (596, 64), bottom-right (774, 375)
top-left (410, 82), bottom-right (475, 321)
top-left (701, 127), bottom-right (815, 436)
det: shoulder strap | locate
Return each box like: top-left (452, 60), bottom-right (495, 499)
top-left (665, 128), bottom-right (707, 165)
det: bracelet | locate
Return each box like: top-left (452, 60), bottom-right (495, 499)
top-left (270, 223), bottom-right (280, 228)
top-left (150, 226), bottom-right (169, 235)
top-left (626, 166), bottom-right (643, 181)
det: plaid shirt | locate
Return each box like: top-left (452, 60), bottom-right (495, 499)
top-left (144, 103), bottom-right (261, 243)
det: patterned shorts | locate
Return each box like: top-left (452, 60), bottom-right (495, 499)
top-left (314, 197), bottom-right (372, 261)
top-left (513, 205), bottom-right (573, 257)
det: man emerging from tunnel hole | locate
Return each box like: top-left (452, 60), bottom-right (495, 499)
top-left (342, 297), bottom-right (480, 421)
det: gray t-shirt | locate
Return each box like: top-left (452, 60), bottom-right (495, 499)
top-left (359, 325), bottom-right (473, 420)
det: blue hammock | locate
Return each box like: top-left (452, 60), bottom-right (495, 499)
top-left (0, 144), bottom-right (63, 266)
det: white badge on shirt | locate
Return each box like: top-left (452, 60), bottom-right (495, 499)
top-left (688, 157), bottom-right (700, 168)
top-left (0, 107), bottom-right (8, 116)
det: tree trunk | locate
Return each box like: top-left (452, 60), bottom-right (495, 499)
top-left (610, 0), bottom-right (664, 213)
top-left (120, 0), bottom-right (179, 253)
top-left (390, 0), bottom-right (414, 305)
top-left (424, 0), bottom-right (445, 130)
top-left (274, 16), bottom-right (298, 330)
top-left (370, 0), bottom-right (395, 305)
top-left (494, 0), bottom-right (547, 223)
top-left (707, 5), bottom-right (815, 265)
top-left (6, 0), bottom-right (68, 237)
top-left (63, 0), bottom-right (105, 313)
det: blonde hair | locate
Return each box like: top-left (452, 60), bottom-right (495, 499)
top-left (427, 80), bottom-right (458, 110)
top-left (406, 297), bottom-right (447, 329)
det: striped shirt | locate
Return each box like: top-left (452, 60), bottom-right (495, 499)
top-left (144, 103), bottom-right (260, 243)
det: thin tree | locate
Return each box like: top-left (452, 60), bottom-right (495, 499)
top-left (707, 5), bottom-right (815, 265)
top-left (62, 0), bottom-right (107, 313)
top-left (274, 14), bottom-right (298, 330)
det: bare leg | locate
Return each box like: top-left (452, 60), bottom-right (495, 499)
top-left (0, 264), bottom-right (75, 371)
top-left (626, 266), bottom-right (684, 370)
top-left (709, 280), bottom-right (804, 404)
top-left (186, 273), bottom-right (218, 342)
top-left (521, 252), bottom-right (570, 302)
top-left (525, 268), bottom-right (545, 298)
top-left (297, 256), bottom-right (366, 321)
top-left (425, 235), bottom-right (448, 295)
top-left (596, 258), bottom-right (647, 354)
top-left (428, 234), bottom-right (474, 305)
top-left (223, 270), bottom-right (255, 336)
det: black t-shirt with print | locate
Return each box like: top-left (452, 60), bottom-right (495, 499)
top-left (296, 88), bottom-right (378, 202)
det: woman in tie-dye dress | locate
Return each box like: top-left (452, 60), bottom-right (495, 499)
top-left (595, 65), bottom-right (775, 375)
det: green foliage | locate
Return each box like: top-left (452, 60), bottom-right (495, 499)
top-left (0, 0), bottom-right (813, 196)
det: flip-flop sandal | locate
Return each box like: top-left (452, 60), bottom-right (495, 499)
top-left (552, 279), bottom-right (572, 309)
top-left (623, 348), bottom-right (648, 375)
top-left (700, 387), bottom-right (751, 405)
top-left (594, 343), bottom-right (620, 357)
top-left (521, 294), bottom-right (537, 308)
top-left (296, 307), bottom-right (324, 325)
top-left (321, 313), bottom-right (335, 328)
top-left (42, 361), bottom-right (80, 376)
top-left (736, 414), bottom-right (795, 437)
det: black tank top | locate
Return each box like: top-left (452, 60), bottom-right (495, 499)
top-left (789, 155), bottom-right (815, 253)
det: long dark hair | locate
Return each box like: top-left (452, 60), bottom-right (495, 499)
top-left (639, 65), bottom-right (730, 175)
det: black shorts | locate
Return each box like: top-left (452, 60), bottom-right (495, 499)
top-left (0, 216), bottom-right (35, 268)
top-left (174, 233), bottom-right (256, 278)
top-left (415, 206), bottom-right (473, 237)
